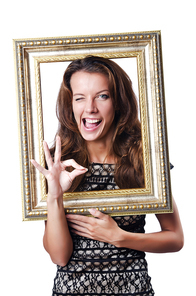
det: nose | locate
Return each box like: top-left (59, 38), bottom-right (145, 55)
top-left (84, 98), bottom-right (98, 113)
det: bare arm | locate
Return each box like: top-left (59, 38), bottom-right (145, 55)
top-left (114, 198), bottom-right (184, 252)
top-left (67, 197), bottom-right (184, 254)
top-left (31, 136), bottom-right (87, 266)
top-left (43, 195), bottom-right (73, 267)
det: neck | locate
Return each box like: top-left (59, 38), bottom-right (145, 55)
top-left (85, 123), bottom-right (117, 164)
top-left (86, 139), bottom-right (115, 164)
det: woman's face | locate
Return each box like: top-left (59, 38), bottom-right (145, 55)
top-left (71, 71), bottom-right (115, 143)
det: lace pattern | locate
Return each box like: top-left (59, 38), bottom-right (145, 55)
top-left (77, 163), bottom-right (119, 191)
top-left (52, 163), bottom-right (154, 295)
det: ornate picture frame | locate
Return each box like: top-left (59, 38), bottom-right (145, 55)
top-left (13, 31), bottom-right (173, 221)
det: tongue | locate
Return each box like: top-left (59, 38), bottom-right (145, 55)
top-left (85, 121), bottom-right (99, 129)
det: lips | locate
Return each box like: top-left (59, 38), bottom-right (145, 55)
top-left (83, 118), bottom-right (102, 129)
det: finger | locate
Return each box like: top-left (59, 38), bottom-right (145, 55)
top-left (30, 159), bottom-right (48, 176)
top-left (68, 222), bottom-right (93, 238)
top-left (69, 167), bottom-right (87, 181)
top-left (62, 159), bottom-right (87, 171)
top-left (67, 216), bottom-right (96, 235)
top-left (66, 214), bottom-right (92, 223)
top-left (88, 208), bottom-right (107, 220)
top-left (68, 221), bottom-right (89, 232)
top-left (61, 159), bottom-right (88, 182)
top-left (54, 135), bottom-right (61, 163)
top-left (69, 227), bottom-right (93, 239)
top-left (66, 214), bottom-right (97, 228)
top-left (43, 141), bottom-right (53, 168)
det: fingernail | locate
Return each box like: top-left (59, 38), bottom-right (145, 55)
top-left (80, 166), bottom-right (88, 171)
top-left (89, 208), bottom-right (96, 214)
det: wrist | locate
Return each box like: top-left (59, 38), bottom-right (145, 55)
top-left (47, 192), bottom-right (64, 206)
top-left (114, 229), bottom-right (134, 248)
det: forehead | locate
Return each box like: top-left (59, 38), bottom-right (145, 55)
top-left (70, 71), bottom-right (109, 93)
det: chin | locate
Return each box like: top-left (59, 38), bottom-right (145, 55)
top-left (80, 128), bottom-right (103, 142)
top-left (81, 135), bottom-right (100, 142)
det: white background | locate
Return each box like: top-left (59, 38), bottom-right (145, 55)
top-left (1, 1), bottom-right (195, 295)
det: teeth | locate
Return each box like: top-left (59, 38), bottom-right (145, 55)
top-left (85, 119), bottom-right (100, 123)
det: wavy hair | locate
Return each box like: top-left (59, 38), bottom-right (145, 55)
top-left (50, 56), bottom-right (144, 190)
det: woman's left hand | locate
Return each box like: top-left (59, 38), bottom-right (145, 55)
top-left (67, 198), bottom-right (184, 253)
top-left (66, 209), bottom-right (122, 246)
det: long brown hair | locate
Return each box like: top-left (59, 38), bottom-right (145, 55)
top-left (50, 56), bottom-right (144, 190)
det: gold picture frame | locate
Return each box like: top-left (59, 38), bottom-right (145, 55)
top-left (13, 31), bottom-right (173, 221)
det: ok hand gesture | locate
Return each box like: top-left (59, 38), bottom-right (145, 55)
top-left (30, 135), bottom-right (87, 200)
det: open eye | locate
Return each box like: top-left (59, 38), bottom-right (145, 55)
top-left (97, 94), bottom-right (109, 100)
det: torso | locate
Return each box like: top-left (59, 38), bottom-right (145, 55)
top-left (52, 163), bottom-right (154, 295)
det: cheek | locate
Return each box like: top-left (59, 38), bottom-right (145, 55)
top-left (104, 105), bottom-right (115, 122)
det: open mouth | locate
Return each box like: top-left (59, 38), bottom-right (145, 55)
top-left (83, 118), bottom-right (102, 129)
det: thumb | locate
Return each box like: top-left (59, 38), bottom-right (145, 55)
top-left (69, 167), bottom-right (88, 181)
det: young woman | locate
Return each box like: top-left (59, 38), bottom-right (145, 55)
top-left (31, 56), bottom-right (184, 295)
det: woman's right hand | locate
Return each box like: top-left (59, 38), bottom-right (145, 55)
top-left (30, 135), bottom-right (87, 201)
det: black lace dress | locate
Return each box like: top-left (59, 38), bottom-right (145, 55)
top-left (52, 163), bottom-right (154, 295)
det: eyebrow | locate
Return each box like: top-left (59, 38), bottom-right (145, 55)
top-left (73, 93), bottom-right (84, 97)
top-left (73, 89), bottom-right (109, 97)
